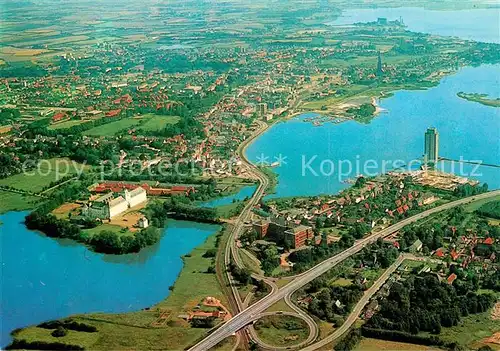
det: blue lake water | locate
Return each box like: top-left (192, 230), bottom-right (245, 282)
top-left (246, 64), bottom-right (500, 198)
top-left (0, 211), bottom-right (219, 346)
top-left (330, 7), bottom-right (500, 44)
top-left (200, 185), bottom-right (256, 208)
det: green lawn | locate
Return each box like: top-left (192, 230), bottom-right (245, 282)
top-left (48, 119), bottom-right (91, 130)
top-left (254, 315), bottom-right (309, 347)
top-left (216, 201), bottom-right (245, 219)
top-left (11, 229), bottom-right (228, 351)
top-left (331, 277), bottom-right (353, 287)
top-left (83, 118), bottom-right (142, 136)
top-left (0, 158), bottom-right (88, 193)
top-left (361, 268), bottom-right (383, 281)
top-left (83, 115), bottom-right (179, 136)
top-left (264, 299), bottom-right (295, 313)
top-left (139, 114), bottom-right (180, 131)
top-left (0, 190), bottom-right (39, 214)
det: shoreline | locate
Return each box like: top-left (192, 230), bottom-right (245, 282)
top-left (277, 62), bottom-right (496, 128)
top-left (6, 222), bottom-right (225, 350)
top-left (457, 91), bottom-right (500, 107)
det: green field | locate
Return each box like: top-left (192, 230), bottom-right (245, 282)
top-left (83, 118), bottom-right (142, 136)
top-left (254, 315), bottom-right (309, 347)
top-left (0, 190), bottom-right (39, 214)
top-left (11, 229), bottom-right (228, 350)
top-left (215, 201), bottom-right (245, 218)
top-left (421, 309), bottom-right (499, 349)
top-left (465, 194), bottom-right (500, 212)
top-left (139, 114), bottom-right (180, 131)
top-left (48, 119), bottom-right (90, 130)
top-left (355, 337), bottom-right (441, 351)
top-left (0, 158), bottom-right (89, 193)
top-left (83, 115), bottom-right (179, 136)
top-left (331, 277), bottom-right (354, 287)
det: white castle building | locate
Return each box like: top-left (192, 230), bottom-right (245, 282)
top-left (83, 187), bottom-right (147, 220)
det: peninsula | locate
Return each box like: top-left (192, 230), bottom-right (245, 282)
top-left (457, 92), bottom-right (500, 107)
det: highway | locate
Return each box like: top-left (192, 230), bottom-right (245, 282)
top-left (301, 254), bottom-right (406, 351)
top-left (247, 310), bottom-right (317, 350)
top-left (189, 189), bottom-right (500, 351)
top-left (301, 252), bottom-right (456, 351)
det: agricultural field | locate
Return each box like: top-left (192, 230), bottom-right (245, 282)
top-left (354, 338), bottom-right (441, 351)
top-left (0, 46), bottom-right (50, 57)
top-left (425, 309), bottom-right (500, 350)
top-left (0, 158), bottom-right (89, 193)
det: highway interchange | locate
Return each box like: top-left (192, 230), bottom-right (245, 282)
top-left (190, 122), bottom-right (500, 351)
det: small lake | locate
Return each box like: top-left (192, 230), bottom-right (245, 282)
top-left (200, 185), bottom-right (256, 208)
top-left (246, 64), bottom-right (500, 198)
top-left (329, 7), bottom-right (500, 44)
top-left (0, 211), bottom-right (220, 346)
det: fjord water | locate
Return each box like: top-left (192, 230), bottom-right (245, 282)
top-left (246, 64), bottom-right (500, 198)
top-left (330, 7), bottom-right (500, 44)
top-left (0, 212), bottom-right (219, 346)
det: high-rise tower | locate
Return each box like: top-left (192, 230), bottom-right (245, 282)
top-left (424, 127), bottom-right (439, 164)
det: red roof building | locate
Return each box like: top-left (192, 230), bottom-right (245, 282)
top-left (435, 248), bottom-right (445, 258)
top-left (483, 237), bottom-right (494, 245)
top-left (106, 109), bottom-right (121, 117)
top-left (447, 273), bottom-right (457, 285)
top-left (52, 112), bottom-right (66, 122)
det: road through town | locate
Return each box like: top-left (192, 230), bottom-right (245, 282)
top-left (190, 189), bottom-right (500, 351)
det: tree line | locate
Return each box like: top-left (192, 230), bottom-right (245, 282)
top-left (25, 211), bottom-right (162, 255)
top-left (366, 274), bottom-right (495, 335)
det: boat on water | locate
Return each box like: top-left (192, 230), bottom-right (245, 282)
top-left (270, 161), bottom-right (280, 167)
top-left (342, 178), bottom-right (355, 184)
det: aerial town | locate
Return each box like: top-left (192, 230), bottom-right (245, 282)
top-left (0, 1), bottom-right (499, 351)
